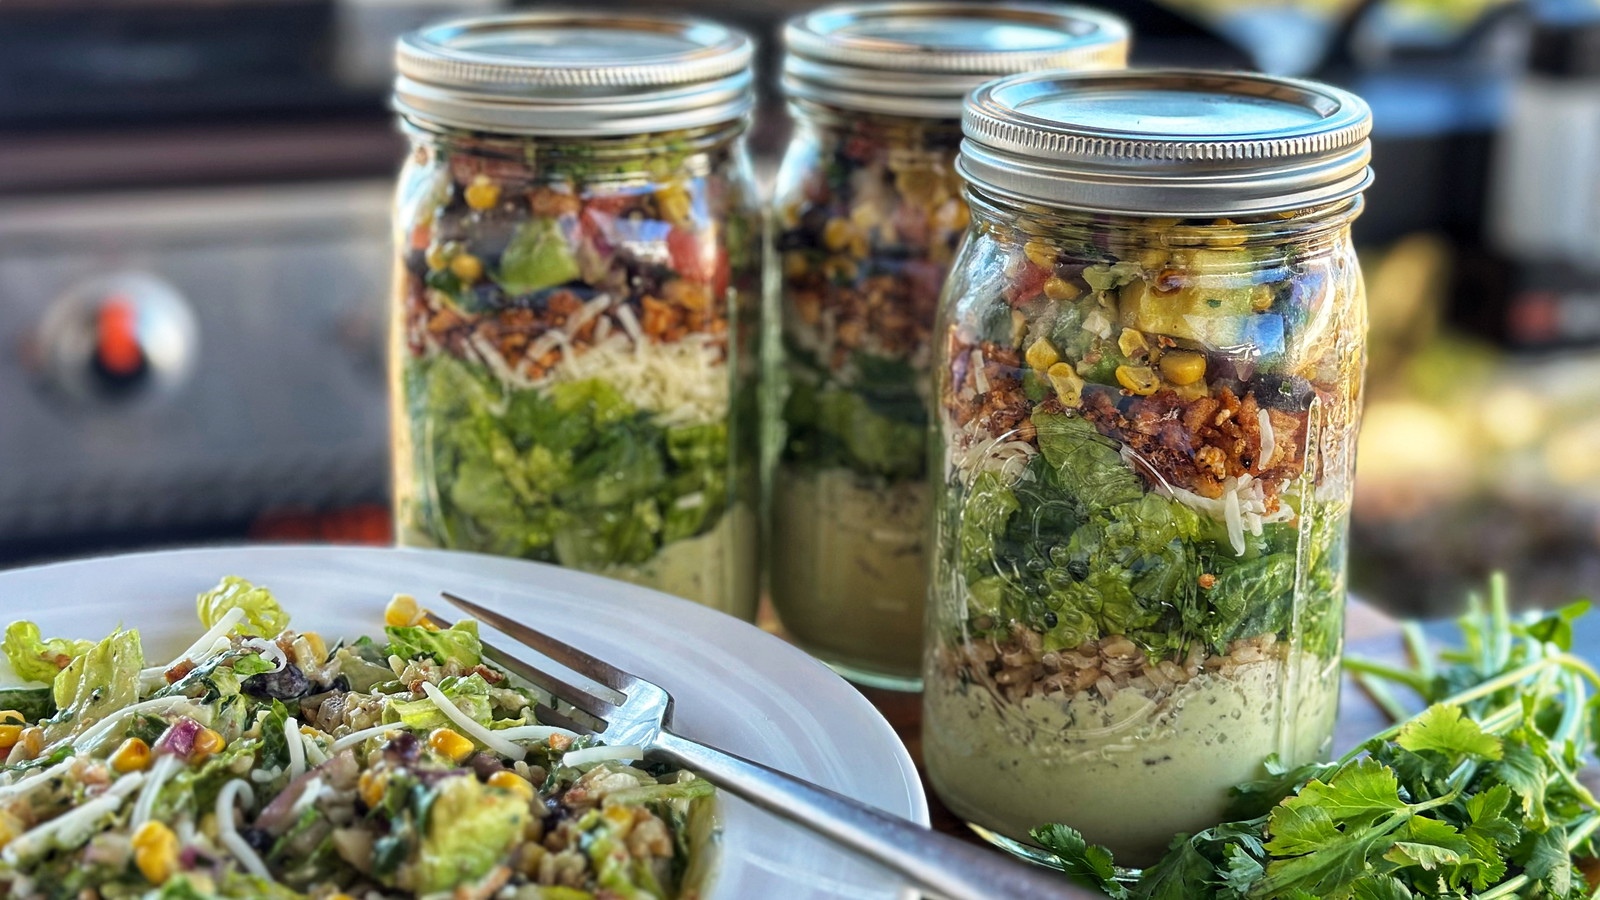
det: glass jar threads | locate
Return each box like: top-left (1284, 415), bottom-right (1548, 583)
top-left (390, 14), bottom-right (762, 619)
top-left (769, 1), bottom-right (1129, 689)
top-left (923, 70), bottom-right (1372, 863)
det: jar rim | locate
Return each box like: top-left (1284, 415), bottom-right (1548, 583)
top-left (958, 69), bottom-right (1374, 216)
top-left (782, 1), bottom-right (1128, 119)
top-left (394, 12), bottom-right (755, 137)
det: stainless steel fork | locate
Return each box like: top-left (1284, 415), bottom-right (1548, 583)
top-left (434, 592), bottom-right (1102, 900)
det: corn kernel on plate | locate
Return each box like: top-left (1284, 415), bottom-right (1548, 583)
top-left (0, 546), bottom-right (926, 900)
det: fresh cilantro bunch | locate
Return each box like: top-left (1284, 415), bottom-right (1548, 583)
top-left (1035, 574), bottom-right (1600, 900)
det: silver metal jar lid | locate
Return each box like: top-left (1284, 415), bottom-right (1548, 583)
top-left (959, 69), bottom-right (1374, 216)
top-left (783, 2), bottom-right (1129, 119)
top-left (394, 12), bottom-right (754, 137)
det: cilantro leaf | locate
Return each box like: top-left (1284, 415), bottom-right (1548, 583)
top-left (1396, 705), bottom-right (1503, 761)
top-left (1288, 760), bottom-right (1408, 824)
top-left (1494, 742), bottom-right (1549, 830)
top-left (1517, 827), bottom-right (1574, 896)
top-left (1382, 817), bottom-right (1470, 871)
top-left (1350, 876), bottom-right (1415, 900)
top-left (1031, 824), bottom-right (1128, 899)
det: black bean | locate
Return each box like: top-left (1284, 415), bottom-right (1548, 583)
top-left (241, 664), bottom-right (310, 701)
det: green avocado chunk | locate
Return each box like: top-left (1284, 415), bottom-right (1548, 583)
top-left (417, 775), bottom-right (531, 893)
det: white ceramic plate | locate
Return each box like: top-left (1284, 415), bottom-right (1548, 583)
top-left (0, 545), bottom-right (928, 900)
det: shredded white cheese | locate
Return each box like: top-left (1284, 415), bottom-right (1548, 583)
top-left (494, 724), bottom-right (582, 744)
top-left (130, 754), bottom-right (182, 831)
top-left (285, 716), bottom-right (306, 780)
top-left (329, 724), bottom-right (399, 755)
top-left (0, 756), bottom-right (77, 799)
top-left (1222, 477), bottom-right (1245, 555)
top-left (70, 696), bottom-right (198, 755)
top-left (241, 638), bottom-right (287, 674)
top-left (420, 681), bottom-right (524, 759)
top-left (970, 348), bottom-right (989, 395)
top-left (216, 779), bottom-right (270, 880)
top-left (300, 730), bottom-right (329, 768)
top-left (288, 776), bottom-right (323, 819)
top-left (3, 771), bottom-right (145, 862)
top-left (561, 745), bottom-right (643, 767)
top-left (1258, 408), bottom-right (1277, 470)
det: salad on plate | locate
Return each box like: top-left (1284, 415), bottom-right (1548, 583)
top-left (0, 577), bottom-right (715, 900)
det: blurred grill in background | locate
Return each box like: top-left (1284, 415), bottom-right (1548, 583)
top-left (4, 0), bottom-right (1599, 621)
top-left (0, 0), bottom-right (505, 563)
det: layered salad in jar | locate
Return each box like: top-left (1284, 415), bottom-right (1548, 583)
top-left (770, 115), bottom-right (969, 680)
top-left (924, 207), bottom-right (1365, 863)
top-left (393, 128), bottom-right (761, 619)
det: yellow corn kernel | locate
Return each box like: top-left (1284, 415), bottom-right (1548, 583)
top-left (0, 711), bottom-right (23, 725)
top-left (1046, 362), bottom-right (1085, 406)
top-left (1115, 365), bottom-right (1160, 396)
top-left (1024, 338), bottom-right (1059, 372)
top-left (1210, 218), bottom-right (1248, 247)
top-left (385, 594), bottom-right (424, 628)
top-left (358, 769), bottom-right (387, 808)
top-left (424, 243), bottom-right (450, 271)
top-left (300, 632), bottom-right (327, 663)
top-left (849, 202), bottom-right (883, 231)
top-left (1251, 282), bottom-right (1275, 312)
top-left (16, 727), bottom-right (43, 760)
top-left (487, 769), bottom-right (535, 800)
top-left (0, 808), bottom-right (23, 851)
top-left (449, 253), bottom-right (483, 284)
top-left (1022, 240), bottom-right (1057, 270)
top-left (656, 184), bottom-right (692, 226)
top-left (782, 251), bottom-right (809, 279)
top-left (847, 233), bottom-right (870, 259)
top-left (192, 728), bottom-right (225, 763)
top-left (132, 821), bottom-right (179, 885)
top-left (1159, 350), bottom-right (1207, 386)
top-left (464, 175), bottom-right (501, 211)
top-left (1043, 276), bottom-right (1081, 301)
top-left (0, 725), bottom-right (21, 753)
top-left (821, 217), bottom-right (854, 252)
top-left (601, 803), bottom-right (636, 835)
top-left (329, 895), bottom-right (358, 900)
top-left (428, 728), bottom-right (474, 763)
top-left (1117, 328), bottom-right (1150, 359)
top-left (111, 737), bottom-right (152, 773)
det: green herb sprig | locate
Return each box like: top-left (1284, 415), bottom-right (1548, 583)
top-left (1034, 574), bottom-right (1600, 900)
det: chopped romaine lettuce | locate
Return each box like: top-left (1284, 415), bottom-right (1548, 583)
top-left (385, 674), bottom-right (493, 732)
top-left (197, 576), bottom-right (290, 638)
top-left (44, 627), bottom-right (143, 744)
top-left (2, 621), bottom-right (93, 685)
top-left (385, 620), bottom-right (482, 668)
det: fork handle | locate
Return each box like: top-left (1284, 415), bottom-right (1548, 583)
top-left (653, 730), bottom-right (1100, 900)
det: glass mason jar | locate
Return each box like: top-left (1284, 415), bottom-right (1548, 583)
top-left (923, 71), bottom-right (1373, 864)
top-left (769, 2), bottom-right (1129, 689)
top-left (390, 14), bottom-right (762, 619)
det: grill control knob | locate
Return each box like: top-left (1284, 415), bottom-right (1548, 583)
top-left (36, 273), bottom-right (197, 405)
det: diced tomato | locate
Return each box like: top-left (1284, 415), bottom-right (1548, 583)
top-left (1004, 262), bottom-right (1050, 306)
top-left (667, 226), bottom-right (725, 288)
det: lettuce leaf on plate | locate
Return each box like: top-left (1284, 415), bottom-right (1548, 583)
top-left (197, 576), bottom-right (290, 638)
top-left (385, 620), bottom-right (482, 668)
top-left (385, 674), bottom-right (493, 732)
top-left (43, 628), bottom-right (143, 744)
top-left (2, 622), bottom-right (94, 685)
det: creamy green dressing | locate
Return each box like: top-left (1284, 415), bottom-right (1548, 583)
top-left (924, 654), bottom-right (1340, 865)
